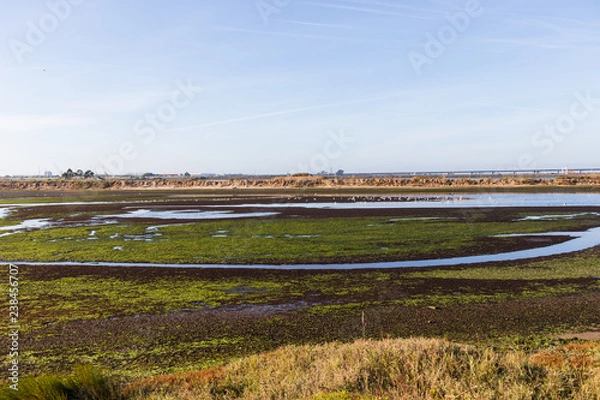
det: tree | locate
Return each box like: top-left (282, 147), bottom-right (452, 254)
top-left (62, 169), bottom-right (74, 179)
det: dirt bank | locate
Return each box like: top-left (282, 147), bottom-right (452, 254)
top-left (3, 174), bottom-right (600, 192)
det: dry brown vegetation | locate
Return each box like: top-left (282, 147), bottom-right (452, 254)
top-left (123, 337), bottom-right (600, 400)
top-left (3, 174), bottom-right (600, 191)
top-left (5, 337), bottom-right (599, 399)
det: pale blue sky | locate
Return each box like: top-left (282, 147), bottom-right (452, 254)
top-left (1, 0), bottom-right (599, 175)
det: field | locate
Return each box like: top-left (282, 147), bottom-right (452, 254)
top-left (1, 188), bottom-right (600, 398)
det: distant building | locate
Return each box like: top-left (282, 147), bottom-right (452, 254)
top-left (561, 167), bottom-right (573, 175)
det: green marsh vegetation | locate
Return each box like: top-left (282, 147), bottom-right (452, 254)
top-left (15, 248), bottom-right (600, 326)
top-left (2, 210), bottom-right (600, 264)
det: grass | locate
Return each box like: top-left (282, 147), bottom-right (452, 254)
top-left (2, 213), bottom-right (600, 264)
top-left (162, 337), bottom-right (598, 400)
top-left (0, 364), bottom-right (123, 400)
top-left (406, 255), bottom-right (600, 281)
top-left (7, 338), bottom-right (599, 400)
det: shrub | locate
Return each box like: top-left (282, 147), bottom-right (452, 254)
top-left (0, 365), bottom-right (123, 400)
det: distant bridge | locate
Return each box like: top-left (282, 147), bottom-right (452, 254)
top-left (347, 168), bottom-right (600, 179)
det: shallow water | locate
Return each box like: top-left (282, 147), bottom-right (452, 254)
top-left (108, 209), bottom-right (279, 220)
top-left (5, 227), bottom-right (600, 270)
top-left (0, 218), bottom-right (54, 232)
top-left (218, 193), bottom-right (600, 209)
top-left (0, 208), bottom-right (11, 219)
top-left (518, 212), bottom-right (600, 221)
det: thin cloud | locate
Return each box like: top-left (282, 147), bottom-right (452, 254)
top-left (2, 66), bottom-right (50, 72)
top-left (547, 16), bottom-right (598, 29)
top-left (490, 12), bottom-right (568, 35)
top-left (0, 114), bottom-right (94, 134)
top-left (214, 26), bottom-right (342, 40)
top-left (2, 60), bottom-right (151, 74)
top-left (275, 19), bottom-right (356, 30)
top-left (167, 93), bottom-right (406, 133)
top-left (301, 2), bottom-right (436, 20)
top-left (58, 59), bottom-right (132, 70)
top-left (67, 89), bottom-right (172, 114)
top-left (338, 0), bottom-right (441, 15)
top-left (472, 37), bottom-right (570, 50)
top-left (490, 12), bottom-right (600, 45)
top-left (494, 11), bottom-right (600, 33)
top-left (491, 105), bottom-right (554, 115)
top-left (421, 0), bottom-right (463, 11)
top-left (464, 11), bottom-right (600, 53)
top-left (214, 26), bottom-right (406, 45)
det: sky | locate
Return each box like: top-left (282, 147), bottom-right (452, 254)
top-left (1, 0), bottom-right (599, 176)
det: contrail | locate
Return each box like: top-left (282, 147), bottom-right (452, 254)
top-left (167, 93), bottom-right (405, 133)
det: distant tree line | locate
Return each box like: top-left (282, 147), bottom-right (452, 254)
top-left (61, 169), bottom-right (96, 179)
